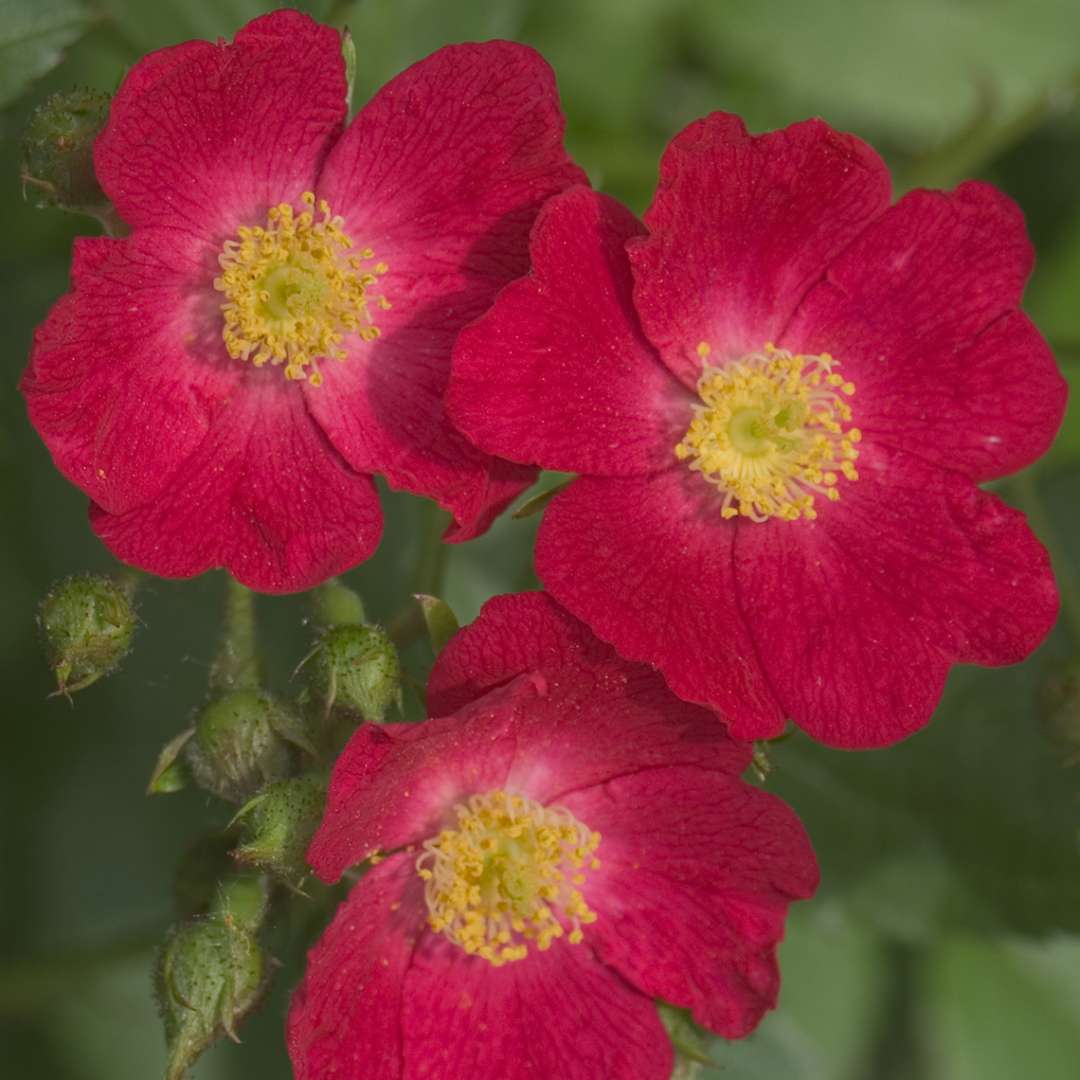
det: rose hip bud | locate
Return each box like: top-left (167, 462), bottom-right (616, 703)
top-left (155, 915), bottom-right (267, 1080)
top-left (186, 690), bottom-right (295, 803)
top-left (231, 772), bottom-right (327, 883)
top-left (39, 574), bottom-right (136, 695)
top-left (21, 88), bottom-right (110, 217)
top-left (306, 623), bottom-right (402, 723)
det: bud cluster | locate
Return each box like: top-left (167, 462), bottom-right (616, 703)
top-left (39, 574), bottom-right (137, 695)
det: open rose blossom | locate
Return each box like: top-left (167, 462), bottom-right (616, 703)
top-left (289, 592), bottom-right (818, 1078)
top-left (21, 11), bottom-right (584, 592)
top-left (448, 114), bottom-right (1067, 749)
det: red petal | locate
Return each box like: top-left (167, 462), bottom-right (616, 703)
top-left (732, 442), bottom-right (1056, 748)
top-left (88, 385), bottom-right (382, 593)
top-left (536, 472), bottom-right (785, 738)
top-left (448, 186), bottom-right (685, 476)
top-left (308, 41), bottom-right (584, 538)
top-left (429, 591), bottom-right (752, 780)
top-left (810, 443), bottom-right (1058, 667)
top-left (629, 114), bottom-right (891, 387)
top-left (402, 936), bottom-right (672, 1079)
top-left (563, 766), bottom-right (817, 1038)
top-left (95, 11), bottom-right (345, 240)
top-left (303, 343), bottom-right (535, 544)
top-left (287, 854), bottom-right (422, 1080)
top-left (21, 232), bottom-right (240, 515)
top-left (311, 617), bottom-right (748, 883)
top-left (307, 681), bottom-right (530, 882)
top-left (787, 182), bottom-right (1067, 481)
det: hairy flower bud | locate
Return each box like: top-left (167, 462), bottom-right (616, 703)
top-left (231, 772), bottom-right (327, 882)
top-left (21, 88), bottom-right (112, 219)
top-left (306, 624), bottom-right (402, 723)
top-left (155, 915), bottom-right (267, 1080)
top-left (39, 574), bottom-right (136, 695)
top-left (209, 872), bottom-right (272, 933)
top-left (186, 690), bottom-right (295, 803)
top-left (311, 577), bottom-right (366, 629)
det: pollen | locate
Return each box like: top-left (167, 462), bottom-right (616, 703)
top-left (415, 790), bottom-right (601, 967)
top-left (213, 191), bottom-right (388, 386)
top-left (675, 342), bottom-right (861, 522)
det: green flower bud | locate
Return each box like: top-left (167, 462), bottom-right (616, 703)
top-left (21, 89), bottom-right (114, 222)
top-left (306, 624), bottom-right (402, 723)
top-left (173, 832), bottom-right (271, 930)
top-left (186, 690), bottom-right (295, 803)
top-left (1039, 661), bottom-right (1080, 765)
top-left (231, 772), bottom-right (327, 882)
top-left (658, 1004), bottom-right (715, 1079)
top-left (311, 577), bottom-right (366, 629)
top-left (155, 917), bottom-right (267, 1080)
top-left (39, 574), bottom-right (136, 695)
top-left (209, 873), bottom-right (272, 933)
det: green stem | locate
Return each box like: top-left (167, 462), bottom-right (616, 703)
top-left (210, 576), bottom-right (260, 692)
top-left (388, 501), bottom-right (453, 648)
top-left (899, 73), bottom-right (1080, 192)
top-left (860, 941), bottom-right (926, 1080)
top-left (1011, 470), bottom-right (1080, 647)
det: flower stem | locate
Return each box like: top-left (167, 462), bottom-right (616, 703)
top-left (210, 576), bottom-right (260, 692)
top-left (388, 501), bottom-right (453, 649)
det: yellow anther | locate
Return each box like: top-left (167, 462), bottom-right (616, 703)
top-left (415, 790), bottom-right (601, 968)
top-left (213, 191), bottom-right (389, 385)
top-left (675, 344), bottom-right (860, 521)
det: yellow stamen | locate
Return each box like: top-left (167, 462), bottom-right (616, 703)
top-left (416, 790), bottom-right (601, 967)
top-left (213, 191), bottom-right (388, 386)
top-left (675, 342), bottom-right (861, 522)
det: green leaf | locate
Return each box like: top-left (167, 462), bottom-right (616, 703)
top-left (512, 478), bottom-right (573, 520)
top-left (146, 728), bottom-right (194, 796)
top-left (770, 634), bottom-right (1080, 939)
top-left (0, 0), bottom-right (95, 109)
top-left (701, 905), bottom-right (886, 1080)
top-left (414, 594), bottom-right (460, 655)
top-left (923, 936), bottom-right (1080, 1080)
top-left (698, 0), bottom-right (1080, 148)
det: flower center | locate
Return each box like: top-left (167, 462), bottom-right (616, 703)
top-left (675, 342), bottom-right (862, 522)
top-left (213, 191), bottom-right (389, 387)
top-left (416, 789), bottom-right (601, 967)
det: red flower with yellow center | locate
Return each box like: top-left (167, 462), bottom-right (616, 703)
top-left (448, 114), bottom-right (1067, 748)
top-left (21, 11), bottom-right (584, 592)
top-left (289, 593), bottom-right (818, 1078)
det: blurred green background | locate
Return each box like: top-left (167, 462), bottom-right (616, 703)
top-left (3, 1), bottom-right (1080, 1078)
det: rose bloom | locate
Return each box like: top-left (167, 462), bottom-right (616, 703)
top-left (448, 114), bottom-right (1067, 749)
top-left (21, 11), bottom-right (584, 592)
top-left (288, 593), bottom-right (817, 1078)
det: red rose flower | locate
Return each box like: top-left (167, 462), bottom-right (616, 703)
top-left (21, 11), bottom-right (583, 592)
top-left (448, 114), bottom-right (1067, 749)
top-left (288, 593), bottom-right (817, 1078)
